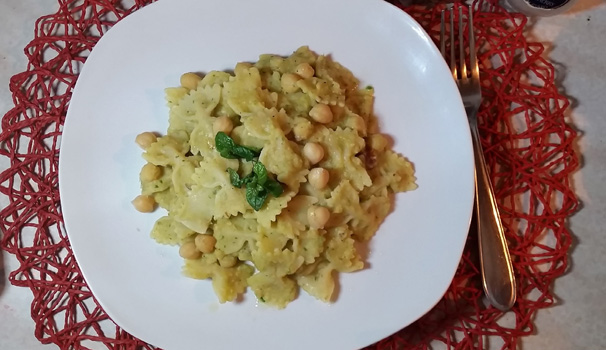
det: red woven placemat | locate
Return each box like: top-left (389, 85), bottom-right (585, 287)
top-left (0, 0), bottom-right (579, 349)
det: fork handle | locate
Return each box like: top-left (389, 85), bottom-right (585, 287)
top-left (469, 121), bottom-right (517, 311)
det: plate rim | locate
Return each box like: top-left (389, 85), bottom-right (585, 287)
top-left (58, 0), bottom-right (474, 348)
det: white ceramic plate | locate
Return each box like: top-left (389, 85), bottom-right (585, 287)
top-left (59, 0), bottom-right (474, 349)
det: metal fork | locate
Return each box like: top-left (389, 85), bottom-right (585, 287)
top-left (441, 5), bottom-right (516, 311)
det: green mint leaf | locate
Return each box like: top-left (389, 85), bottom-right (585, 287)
top-left (219, 139), bottom-right (282, 210)
top-left (215, 131), bottom-right (260, 161)
top-left (242, 171), bottom-right (256, 185)
top-left (253, 161), bottom-right (268, 185)
top-left (227, 168), bottom-right (243, 187)
top-left (245, 177), bottom-right (258, 194)
top-left (264, 179), bottom-right (284, 197)
top-left (215, 132), bottom-right (235, 155)
top-left (256, 183), bottom-right (265, 193)
top-left (255, 189), bottom-right (269, 209)
top-left (220, 150), bottom-right (238, 159)
top-left (245, 179), bottom-right (268, 211)
top-left (231, 145), bottom-right (260, 162)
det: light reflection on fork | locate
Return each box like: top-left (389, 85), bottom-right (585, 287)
top-left (440, 4), bottom-right (517, 312)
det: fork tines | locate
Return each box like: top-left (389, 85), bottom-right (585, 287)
top-left (440, 5), bottom-right (477, 82)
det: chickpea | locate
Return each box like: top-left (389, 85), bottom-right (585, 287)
top-left (307, 206), bottom-right (331, 229)
top-left (140, 163), bottom-right (162, 182)
top-left (303, 142), bottom-right (325, 165)
top-left (180, 72), bottom-right (202, 90)
top-left (308, 168), bottom-right (329, 190)
top-left (295, 63), bottom-right (315, 79)
top-left (368, 134), bottom-right (388, 151)
top-left (179, 241), bottom-right (202, 260)
top-left (135, 132), bottom-right (157, 149)
top-left (194, 234), bottom-right (216, 254)
top-left (309, 104), bottom-right (333, 124)
top-left (292, 121), bottom-right (314, 141)
top-left (350, 115), bottom-right (366, 133)
top-left (219, 255), bottom-right (238, 268)
top-left (281, 73), bottom-right (301, 93)
top-left (131, 195), bottom-right (156, 213)
top-left (213, 116), bottom-right (234, 135)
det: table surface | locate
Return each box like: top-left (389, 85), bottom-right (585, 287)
top-left (1, 1), bottom-right (605, 349)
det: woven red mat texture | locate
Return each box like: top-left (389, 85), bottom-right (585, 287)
top-left (0, 0), bottom-right (579, 349)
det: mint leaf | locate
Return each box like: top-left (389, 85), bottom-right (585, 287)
top-left (253, 161), bottom-right (283, 196)
top-left (216, 133), bottom-right (283, 210)
top-left (264, 179), bottom-right (284, 197)
top-left (215, 132), bottom-right (260, 161)
top-left (253, 161), bottom-right (268, 185)
top-left (231, 144), bottom-right (260, 162)
top-left (245, 179), bottom-right (269, 211)
top-left (240, 169), bottom-right (282, 211)
top-left (227, 168), bottom-right (243, 187)
top-left (241, 171), bottom-right (255, 185)
top-left (215, 132), bottom-right (237, 159)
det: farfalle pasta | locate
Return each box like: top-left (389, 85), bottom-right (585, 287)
top-left (132, 46), bottom-right (417, 308)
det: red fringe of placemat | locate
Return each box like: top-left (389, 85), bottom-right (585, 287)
top-left (0, 0), bottom-right (579, 349)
